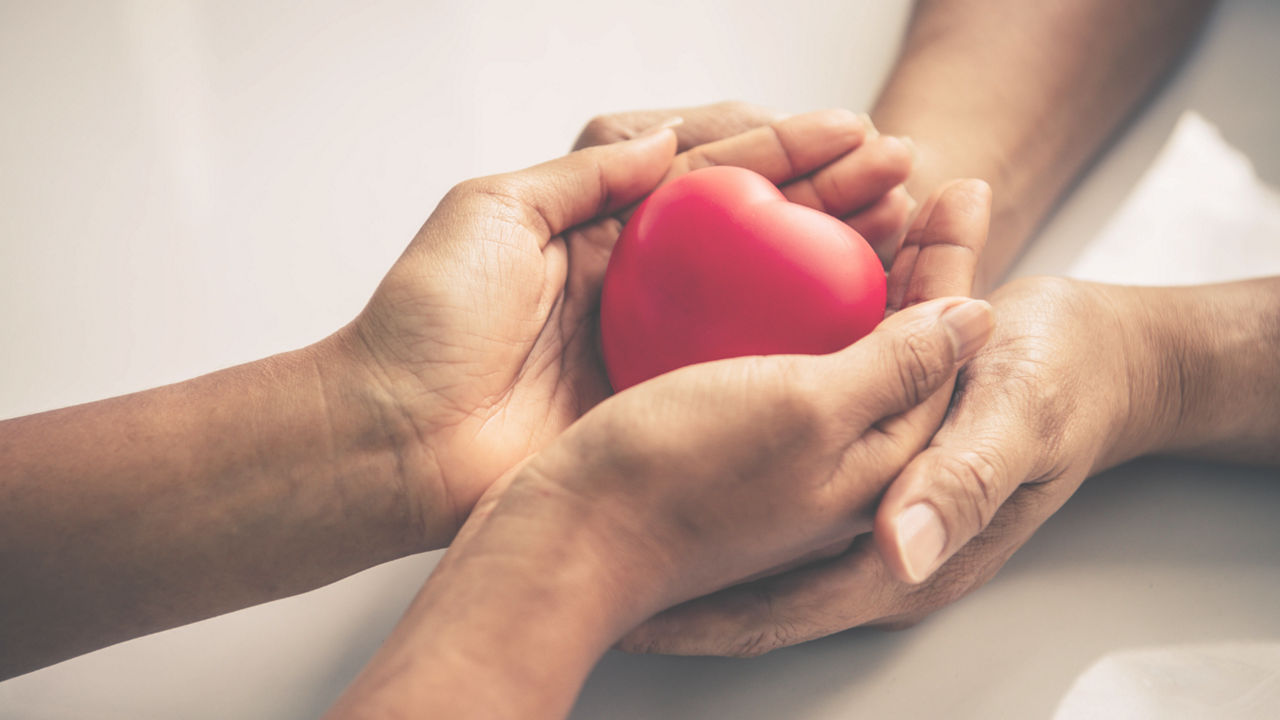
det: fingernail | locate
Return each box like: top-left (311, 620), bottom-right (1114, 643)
top-left (897, 136), bottom-right (918, 163)
top-left (638, 116), bottom-right (684, 137)
top-left (858, 112), bottom-right (879, 137)
top-left (940, 299), bottom-right (993, 363)
top-left (896, 502), bottom-right (947, 583)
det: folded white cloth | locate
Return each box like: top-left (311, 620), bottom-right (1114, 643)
top-left (1054, 642), bottom-right (1280, 720)
top-left (1065, 111), bottom-right (1280, 286)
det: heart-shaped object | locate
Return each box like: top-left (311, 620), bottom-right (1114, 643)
top-left (600, 165), bottom-right (887, 391)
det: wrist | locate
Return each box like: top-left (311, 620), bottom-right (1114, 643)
top-left (1082, 283), bottom-right (1184, 470)
top-left (332, 472), bottom-right (650, 718)
top-left (311, 327), bottom-right (452, 551)
top-left (1125, 280), bottom-right (1280, 463)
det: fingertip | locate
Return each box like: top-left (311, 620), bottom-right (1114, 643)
top-left (873, 460), bottom-right (946, 585)
top-left (940, 299), bottom-right (994, 364)
top-left (879, 135), bottom-right (915, 177)
top-left (937, 177), bottom-right (992, 210)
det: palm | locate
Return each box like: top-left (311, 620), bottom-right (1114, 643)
top-left (361, 108), bottom-right (915, 534)
top-left (360, 211), bottom-right (623, 516)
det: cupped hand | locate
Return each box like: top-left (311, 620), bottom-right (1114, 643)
top-left (325, 285), bottom-right (994, 720)
top-left (619, 275), bottom-right (1157, 656)
top-left (575, 101), bottom-right (917, 264)
top-left (326, 109), bottom-right (912, 549)
top-left (458, 292), bottom-right (995, 635)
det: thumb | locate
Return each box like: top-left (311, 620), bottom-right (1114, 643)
top-left (827, 297), bottom-right (994, 429)
top-left (448, 122), bottom-right (679, 240)
top-left (873, 417), bottom-right (1038, 584)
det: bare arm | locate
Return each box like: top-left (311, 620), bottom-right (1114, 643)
top-left (0, 342), bottom-right (418, 679)
top-left (0, 110), bottom-right (914, 681)
top-left (872, 0), bottom-right (1219, 292)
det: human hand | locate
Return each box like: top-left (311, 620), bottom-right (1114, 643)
top-left (575, 101), bottom-right (917, 264)
top-left (327, 284), bottom-right (995, 718)
top-left (320, 109), bottom-right (913, 549)
top-left (618, 275), bottom-right (1174, 655)
top-left (325, 178), bottom-right (995, 717)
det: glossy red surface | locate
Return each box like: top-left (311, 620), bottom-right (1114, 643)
top-left (601, 166), bottom-right (886, 391)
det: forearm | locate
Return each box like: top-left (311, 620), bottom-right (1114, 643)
top-left (327, 479), bottom-right (647, 720)
top-left (873, 0), bottom-right (1217, 292)
top-left (1134, 277), bottom-right (1280, 465)
top-left (0, 335), bottom-right (422, 678)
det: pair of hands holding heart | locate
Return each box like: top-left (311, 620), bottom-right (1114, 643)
top-left (339, 103), bottom-right (998, 658)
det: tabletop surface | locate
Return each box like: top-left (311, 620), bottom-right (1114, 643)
top-left (1, 1), bottom-right (1278, 718)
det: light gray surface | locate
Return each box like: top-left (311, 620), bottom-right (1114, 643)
top-left (1, 1), bottom-right (1278, 718)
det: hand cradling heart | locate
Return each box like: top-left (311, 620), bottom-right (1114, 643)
top-left (600, 166), bottom-right (887, 391)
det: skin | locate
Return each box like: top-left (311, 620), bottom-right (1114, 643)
top-left (580, 0), bottom-right (1278, 658)
top-left (620, 275), bottom-right (1280, 656)
top-left (872, 0), bottom-right (1221, 293)
top-left (575, 102), bottom-right (918, 265)
top-left (326, 181), bottom-right (996, 718)
top-left (0, 109), bottom-right (916, 679)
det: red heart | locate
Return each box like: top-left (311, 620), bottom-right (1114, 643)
top-left (600, 166), bottom-right (887, 391)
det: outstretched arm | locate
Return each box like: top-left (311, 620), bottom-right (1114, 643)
top-left (0, 343), bottom-right (417, 679)
top-left (872, 0), bottom-right (1218, 291)
top-left (0, 109), bottom-right (915, 679)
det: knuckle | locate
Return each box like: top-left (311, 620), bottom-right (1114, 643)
top-left (932, 447), bottom-right (1006, 532)
top-left (892, 325), bottom-right (950, 407)
top-left (577, 115), bottom-right (629, 147)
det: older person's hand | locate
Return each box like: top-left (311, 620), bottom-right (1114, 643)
top-left (616, 274), bottom-right (1280, 656)
top-left (328, 201), bottom-right (995, 718)
top-left (574, 101), bottom-right (917, 265)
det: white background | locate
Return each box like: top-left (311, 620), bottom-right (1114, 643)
top-left (1, 1), bottom-right (1278, 717)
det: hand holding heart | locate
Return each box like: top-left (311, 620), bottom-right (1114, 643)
top-left (575, 101), bottom-right (918, 265)
top-left (328, 111), bottom-right (993, 716)
top-left (332, 192), bottom-right (993, 718)
top-left (334, 108), bottom-right (916, 550)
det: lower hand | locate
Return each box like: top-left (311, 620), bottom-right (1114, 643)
top-left (618, 275), bottom-right (1169, 655)
top-left (326, 181), bottom-right (995, 719)
top-left (328, 291), bottom-right (994, 719)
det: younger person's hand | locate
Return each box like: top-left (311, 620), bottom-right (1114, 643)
top-left (327, 290), bottom-right (993, 720)
top-left (329, 109), bottom-right (916, 549)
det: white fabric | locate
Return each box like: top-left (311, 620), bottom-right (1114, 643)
top-left (1064, 111), bottom-right (1280, 286)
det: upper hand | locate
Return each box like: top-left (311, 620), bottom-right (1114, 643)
top-left (454, 292), bottom-right (994, 637)
top-left (322, 108), bottom-right (913, 549)
top-left (619, 275), bottom-right (1158, 655)
top-left (324, 286), bottom-right (994, 719)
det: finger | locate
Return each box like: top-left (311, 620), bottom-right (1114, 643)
top-left (844, 185), bottom-right (917, 267)
top-left (872, 395), bottom-right (1041, 585)
top-left (449, 127), bottom-right (679, 243)
top-left (621, 479), bottom-right (1066, 657)
top-left (619, 535), bottom-right (898, 657)
top-left (573, 101), bottom-right (786, 152)
top-left (823, 297), bottom-right (993, 430)
top-left (795, 134), bottom-right (914, 218)
top-left (886, 179), bottom-right (991, 313)
top-left (867, 479), bottom-right (1075, 629)
top-left (663, 108), bottom-right (873, 187)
